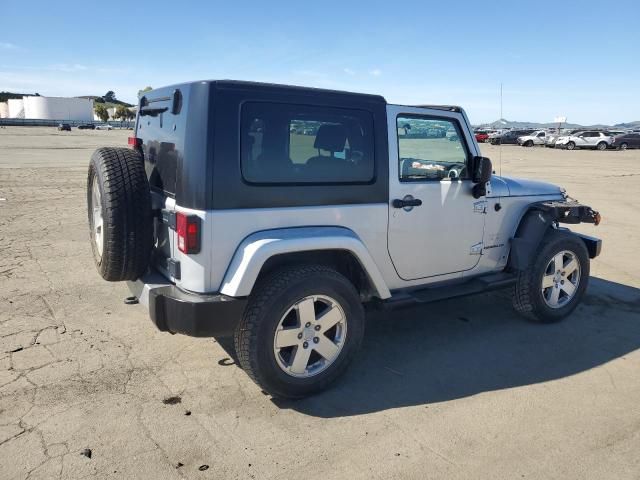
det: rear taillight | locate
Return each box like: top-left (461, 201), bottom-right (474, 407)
top-left (176, 213), bottom-right (200, 254)
top-left (128, 136), bottom-right (142, 148)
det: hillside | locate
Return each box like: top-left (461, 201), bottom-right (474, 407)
top-left (478, 118), bottom-right (638, 130)
top-left (614, 120), bottom-right (640, 129)
top-left (77, 96), bottom-right (134, 108)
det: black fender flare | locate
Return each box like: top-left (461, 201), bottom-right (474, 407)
top-left (508, 201), bottom-right (601, 271)
top-left (508, 209), bottom-right (554, 271)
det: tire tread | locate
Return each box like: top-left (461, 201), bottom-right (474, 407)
top-left (87, 147), bottom-right (152, 281)
top-left (234, 264), bottom-right (362, 397)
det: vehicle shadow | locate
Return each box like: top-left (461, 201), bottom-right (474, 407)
top-left (271, 277), bottom-right (640, 417)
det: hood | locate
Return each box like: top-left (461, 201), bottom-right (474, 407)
top-left (494, 176), bottom-right (564, 197)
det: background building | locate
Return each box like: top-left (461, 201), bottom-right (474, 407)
top-left (0, 102), bottom-right (8, 118)
top-left (8, 98), bottom-right (24, 118)
top-left (22, 96), bottom-right (93, 121)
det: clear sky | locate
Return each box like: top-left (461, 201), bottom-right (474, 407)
top-left (1, 0), bottom-right (638, 125)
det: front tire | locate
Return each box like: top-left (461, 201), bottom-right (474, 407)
top-left (619, 142), bottom-right (628, 151)
top-left (525, 140), bottom-right (534, 147)
top-left (234, 265), bottom-right (365, 398)
top-left (513, 230), bottom-right (589, 323)
top-left (566, 141), bottom-right (576, 150)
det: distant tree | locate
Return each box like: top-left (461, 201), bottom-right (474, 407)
top-left (95, 104), bottom-right (109, 123)
top-left (138, 86), bottom-right (153, 97)
top-left (126, 109), bottom-right (136, 121)
top-left (402, 123), bottom-right (411, 135)
top-left (114, 105), bottom-right (129, 122)
top-left (94, 97), bottom-right (105, 104)
top-left (103, 91), bottom-right (116, 102)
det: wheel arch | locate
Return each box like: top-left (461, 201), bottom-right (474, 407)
top-left (219, 227), bottom-right (391, 300)
top-left (508, 204), bottom-right (601, 271)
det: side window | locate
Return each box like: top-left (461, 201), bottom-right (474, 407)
top-left (397, 116), bottom-right (469, 181)
top-left (241, 102), bottom-right (374, 184)
top-left (538, 132), bottom-right (545, 137)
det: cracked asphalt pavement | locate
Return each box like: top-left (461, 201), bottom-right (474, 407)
top-left (1, 127), bottom-right (639, 479)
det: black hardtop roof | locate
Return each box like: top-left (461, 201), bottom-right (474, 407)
top-left (147, 80), bottom-right (465, 112)
top-left (152, 79), bottom-right (387, 104)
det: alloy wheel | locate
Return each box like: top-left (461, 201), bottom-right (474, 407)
top-left (91, 177), bottom-right (104, 258)
top-left (273, 295), bottom-right (347, 378)
top-left (541, 250), bottom-right (581, 309)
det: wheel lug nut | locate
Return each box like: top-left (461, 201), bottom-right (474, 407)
top-left (313, 337), bottom-right (319, 344)
top-left (303, 342), bottom-right (309, 349)
top-left (314, 325), bottom-right (320, 331)
top-left (297, 333), bottom-right (303, 339)
top-left (305, 322), bottom-right (311, 328)
top-left (561, 280), bottom-right (565, 285)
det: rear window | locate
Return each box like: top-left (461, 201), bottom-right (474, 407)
top-left (241, 102), bottom-right (375, 184)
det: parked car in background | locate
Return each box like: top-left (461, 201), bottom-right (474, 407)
top-left (555, 131), bottom-right (612, 150)
top-left (606, 130), bottom-right (626, 136)
top-left (427, 128), bottom-right (447, 138)
top-left (518, 130), bottom-right (547, 147)
top-left (490, 129), bottom-right (535, 145)
top-left (57, 123), bottom-right (71, 131)
top-left (545, 129), bottom-right (582, 148)
top-left (474, 130), bottom-right (490, 143)
top-left (78, 124), bottom-right (96, 130)
top-left (95, 124), bottom-right (113, 131)
top-left (611, 132), bottom-right (640, 150)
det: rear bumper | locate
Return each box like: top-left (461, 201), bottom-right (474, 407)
top-left (127, 271), bottom-right (246, 337)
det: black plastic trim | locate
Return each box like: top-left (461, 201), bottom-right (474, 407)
top-left (167, 258), bottom-right (181, 279)
top-left (572, 232), bottom-right (602, 258)
top-left (379, 272), bottom-right (517, 309)
top-left (509, 202), bottom-right (602, 270)
top-left (148, 286), bottom-right (247, 337)
top-left (509, 210), bottom-right (555, 271)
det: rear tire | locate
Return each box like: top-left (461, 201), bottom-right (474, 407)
top-left (234, 265), bottom-right (365, 398)
top-left (596, 141), bottom-right (607, 151)
top-left (87, 147), bottom-right (152, 281)
top-left (513, 230), bottom-right (589, 323)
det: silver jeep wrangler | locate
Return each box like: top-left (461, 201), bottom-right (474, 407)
top-left (87, 81), bottom-right (601, 398)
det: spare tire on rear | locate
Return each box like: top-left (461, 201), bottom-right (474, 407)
top-left (87, 147), bottom-right (152, 281)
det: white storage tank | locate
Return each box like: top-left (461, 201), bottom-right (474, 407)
top-left (23, 96), bottom-right (94, 121)
top-left (0, 102), bottom-right (8, 118)
top-left (8, 98), bottom-right (24, 118)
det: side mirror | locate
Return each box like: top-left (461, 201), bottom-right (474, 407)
top-left (471, 156), bottom-right (492, 199)
top-left (472, 156), bottom-right (492, 184)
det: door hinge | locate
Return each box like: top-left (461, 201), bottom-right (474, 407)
top-left (161, 209), bottom-right (176, 230)
top-left (473, 200), bottom-right (487, 214)
top-left (470, 242), bottom-right (483, 255)
top-left (167, 258), bottom-right (181, 279)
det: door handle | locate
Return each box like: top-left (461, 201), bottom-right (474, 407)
top-left (392, 198), bottom-right (422, 208)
